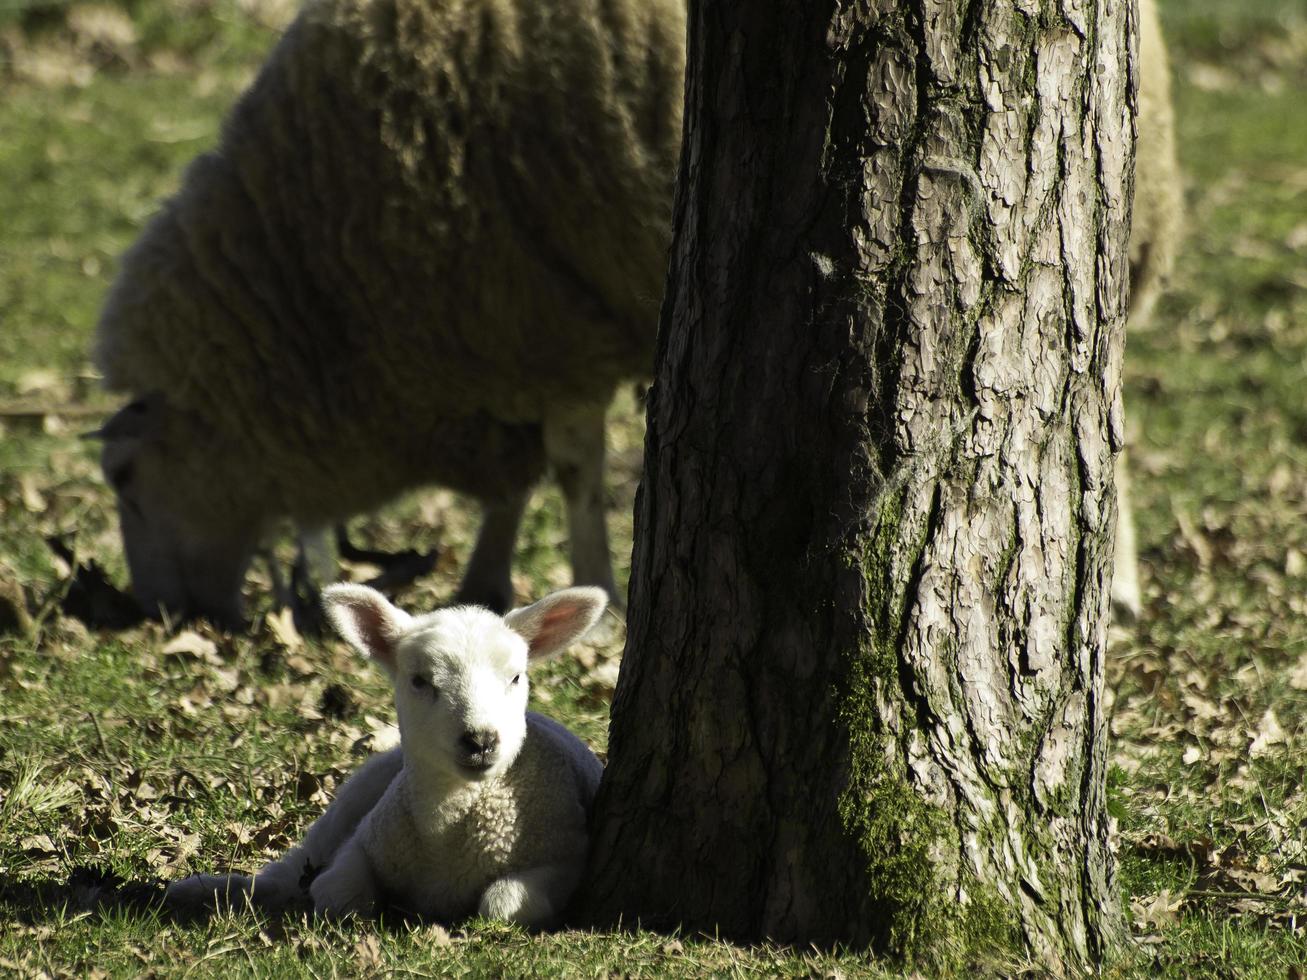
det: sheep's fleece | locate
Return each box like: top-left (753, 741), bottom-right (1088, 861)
top-left (93, 0), bottom-right (685, 623)
top-left (1110, 0), bottom-right (1183, 618)
top-left (93, 0), bottom-right (1176, 623)
top-left (166, 586), bottom-right (607, 923)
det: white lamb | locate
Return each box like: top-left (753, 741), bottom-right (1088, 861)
top-left (165, 585), bottom-right (607, 924)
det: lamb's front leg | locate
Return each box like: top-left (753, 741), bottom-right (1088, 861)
top-left (164, 871), bottom-right (261, 911)
top-left (478, 863), bottom-right (582, 928)
top-left (167, 749), bottom-right (402, 912)
top-left (308, 833), bottom-right (379, 918)
top-left (166, 854), bottom-right (311, 912)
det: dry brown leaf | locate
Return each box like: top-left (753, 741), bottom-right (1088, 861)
top-left (19, 834), bottom-right (57, 855)
top-left (161, 630), bottom-right (219, 663)
top-left (1287, 548), bottom-right (1305, 578)
top-left (265, 607), bottom-right (303, 651)
top-left (584, 660), bottom-right (621, 694)
top-left (352, 716), bottom-right (400, 755)
top-left (412, 923), bottom-right (452, 948)
top-left (1289, 654), bottom-right (1307, 691)
top-left (353, 934), bottom-right (384, 973)
top-left (66, 5), bottom-right (138, 54)
top-left (18, 474), bottom-right (46, 514)
top-left (284, 653), bottom-right (316, 677)
top-left (1249, 708), bottom-right (1286, 758)
top-left (1130, 889), bottom-right (1184, 930)
top-left (15, 368), bottom-right (66, 399)
top-left (210, 667), bottom-right (240, 692)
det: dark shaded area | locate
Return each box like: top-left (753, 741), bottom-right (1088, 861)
top-left (317, 682), bottom-right (358, 720)
top-left (0, 865), bottom-right (550, 934)
top-left (46, 535), bottom-right (146, 631)
top-left (334, 526), bottom-right (439, 593)
top-left (282, 525), bottom-right (439, 634)
top-left (42, 525), bottom-right (438, 637)
top-left (0, 866), bottom-right (165, 923)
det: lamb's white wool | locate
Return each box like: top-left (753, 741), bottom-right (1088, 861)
top-left (166, 586), bottom-right (607, 925)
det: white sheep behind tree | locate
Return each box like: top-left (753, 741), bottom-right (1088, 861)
top-left (166, 585), bottom-right (608, 924)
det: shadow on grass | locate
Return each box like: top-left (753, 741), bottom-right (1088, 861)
top-left (0, 865), bottom-right (165, 923)
top-left (0, 864), bottom-right (519, 936)
top-left (0, 865), bottom-right (314, 931)
top-left (43, 529), bottom-right (440, 636)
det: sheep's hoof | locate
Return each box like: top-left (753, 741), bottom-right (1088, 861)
top-left (165, 873), bottom-right (252, 910)
top-left (1110, 580), bottom-right (1142, 624)
top-left (309, 871), bottom-right (376, 919)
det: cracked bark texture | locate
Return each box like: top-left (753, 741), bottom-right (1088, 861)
top-left (581, 0), bottom-right (1132, 969)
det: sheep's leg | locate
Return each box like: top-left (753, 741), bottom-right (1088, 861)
top-left (308, 832), bottom-right (379, 919)
top-left (455, 492), bottom-right (529, 613)
top-left (544, 403), bottom-right (620, 608)
top-left (256, 748), bottom-right (403, 908)
top-left (478, 863), bottom-right (581, 927)
top-left (1111, 452), bottom-right (1143, 620)
top-left (282, 524), bottom-right (338, 633)
top-left (164, 871), bottom-right (259, 911)
top-left (166, 749), bottom-right (402, 912)
top-left (296, 525), bottom-right (339, 586)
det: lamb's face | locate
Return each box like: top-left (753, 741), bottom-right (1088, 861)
top-left (321, 584), bottom-right (608, 785)
top-left (97, 395), bottom-right (260, 627)
top-left (392, 611), bottom-right (532, 782)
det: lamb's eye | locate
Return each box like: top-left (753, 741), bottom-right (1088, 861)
top-left (411, 674), bottom-right (428, 690)
top-left (510, 674), bottom-right (522, 686)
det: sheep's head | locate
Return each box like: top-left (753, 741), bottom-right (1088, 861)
top-left (322, 585), bottom-right (606, 782)
top-left (94, 393), bottom-right (262, 628)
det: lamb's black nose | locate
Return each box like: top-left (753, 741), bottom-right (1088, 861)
top-left (460, 729), bottom-right (499, 754)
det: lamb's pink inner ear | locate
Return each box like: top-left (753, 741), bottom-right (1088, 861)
top-left (322, 585), bottom-right (411, 673)
top-left (527, 605), bottom-right (582, 658)
top-left (505, 587), bottom-right (607, 660)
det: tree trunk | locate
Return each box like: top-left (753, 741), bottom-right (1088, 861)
top-left (581, 0), bottom-right (1132, 971)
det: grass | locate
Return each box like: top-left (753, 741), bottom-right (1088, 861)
top-left (2, 0), bottom-right (1307, 975)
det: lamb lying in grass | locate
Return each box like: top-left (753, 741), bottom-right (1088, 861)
top-left (166, 586), bottom-right (606, 924)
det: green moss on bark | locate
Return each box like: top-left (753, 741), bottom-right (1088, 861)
top-left (838, 484), bottom-right (1024, 967)
top-left (836, 484), bottom-right (952, 962)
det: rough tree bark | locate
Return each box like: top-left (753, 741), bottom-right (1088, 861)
top-left (581, 0), bottom-right (1133, 971)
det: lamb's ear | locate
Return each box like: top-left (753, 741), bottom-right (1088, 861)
top-left (321, 584), bottom-right (413, 675)
top-left (504, 587), bottom-right (607, 660)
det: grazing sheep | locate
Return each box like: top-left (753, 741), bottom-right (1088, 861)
top-left (94, 0), bottom-right (1174, 625)
top-left (166, 585), bottom-right (607, 924)
top-left (93, 0), bottom-right (686, 624)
